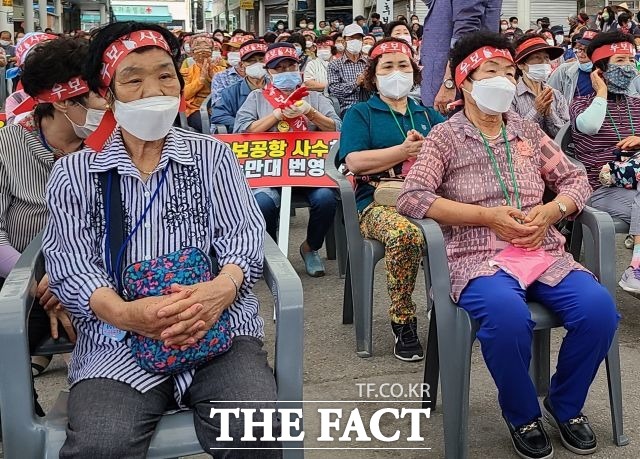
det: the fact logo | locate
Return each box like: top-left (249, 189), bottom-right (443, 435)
top-left (209, 407), bottom-right (431, 444)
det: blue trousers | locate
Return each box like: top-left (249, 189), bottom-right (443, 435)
top-left (253, 187), bottom-right (337, 251)
top-left (458, 270), bottom-right (619, 427)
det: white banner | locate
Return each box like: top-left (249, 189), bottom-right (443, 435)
top-left (377, 0), bottom-right (393, 24)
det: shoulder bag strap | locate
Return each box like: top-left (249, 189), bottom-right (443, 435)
top-left (99, 168), bottom-right (125, 294)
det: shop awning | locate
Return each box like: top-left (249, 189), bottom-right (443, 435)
top-left (112, 5), bottom-right (173, 23)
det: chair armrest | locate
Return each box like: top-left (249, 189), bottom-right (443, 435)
top-left (200, 95), bottom-right (211, 135)
top-left (263, 235), bottom-right (303, 403)
top-left (0, 233), bottom-right (46, 452)
top-left (575, 206), bottom-right (617, 297)
top-left (215, 124), bottom-right (228, 134)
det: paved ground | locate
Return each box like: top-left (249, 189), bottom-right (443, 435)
top-left (1, 210), bottom-right (639, 458)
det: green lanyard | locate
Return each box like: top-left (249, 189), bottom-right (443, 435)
top-left (480, 127), bottom-right (522, 210)
top-left (606, 96), bottom-right (636, 141)
top-left (387, 104), bottom-right (417, 139)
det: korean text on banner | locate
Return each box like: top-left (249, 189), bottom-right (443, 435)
top-left (215, 131), bottom-right (340, 188)
top-left (377, 0), bottom-right (393, 23)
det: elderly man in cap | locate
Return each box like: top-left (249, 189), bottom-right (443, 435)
top-left (549, 30), bottom-right (599, 103)
top-left (210, 34), bottom-right (249, 104)
top-left (234, 42), bottom-right (341, 277)
top-left (211, 39), bottom-right (269, 133)
top-left (327, 23), bottom-right (371, 115)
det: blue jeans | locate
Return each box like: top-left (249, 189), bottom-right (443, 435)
top-left (253, 187), bottom-right (337, 251)
top-left (458, 270), bottom-right (619, 427)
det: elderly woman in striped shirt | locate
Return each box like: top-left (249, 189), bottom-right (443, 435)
top-left (398, 31), bottom-right (618, 459)
top-left (42, 22), bottom-right (279, 458)
top-left (569, 31), bottom-right (640, 295)
top-left (0, 35), bottom-right (107, 377)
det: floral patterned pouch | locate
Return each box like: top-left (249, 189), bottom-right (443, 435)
top-left (121, 247), bottom-right (232, 375)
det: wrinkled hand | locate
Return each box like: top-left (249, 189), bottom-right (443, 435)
top-left (37, 274), bottom-right (63, 312)
top-left (434, 85), bottom-right (456, 114)
top-left (534, 88), bottom-right (553, 116)
top-left (591, 70), bottom-right (608, 97)
top-left (511, 204), bottom-right (559, 250)
top-left (46, 308), bottom-right (76, 343)
top-left (282, 100), bottom-right (312, 118)
top-left (617, 135), bottom-right (640, 151)
top-left (356, 73), bottom-right (365, 86)
top-left (486, 206), bottom-right (539, 242)
top-left (157, 276), bottom-right (236, 348)
top-left (401, 131), bottom-right (424, 158)
top-left (126, 288), bottom-right (201, 341)
top-left (273, 108), bottom-right (284, 121)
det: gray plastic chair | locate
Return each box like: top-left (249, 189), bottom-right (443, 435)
top-left (554, 123), bottom-right (631, 260)
top-left (199, 93), bottom-right (212, 134)
top-left (411, 207), bottom-right (629, 459)
top-left (0, 233), bottom-right (304, 459)
top-left (325, 141), bottom-right (393, 357)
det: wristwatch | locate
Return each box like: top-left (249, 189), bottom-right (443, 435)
top-left (553, 199), bottom-right (567, 220)
top-left (443, 79), bottom-right (455, 90)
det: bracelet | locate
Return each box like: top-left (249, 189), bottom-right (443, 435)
top-left (220, 271), bottom-right (240, 299)
top-left (307, 108), bottom-right (318, 120)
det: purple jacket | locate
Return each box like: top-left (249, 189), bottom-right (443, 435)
top-left (420, 0), bottom-right (502, 106)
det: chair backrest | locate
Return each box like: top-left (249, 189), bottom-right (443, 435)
top-left (554, 123), bottom-right (575, 157)
top-left (200, 94), bottom-right (212, 134)
top-left (325, 141), bottom-right (366, 256)
top-left (329, 96), bottom-right (341, 118)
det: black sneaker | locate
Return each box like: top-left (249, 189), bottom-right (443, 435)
top-left (542, 396), bottom-right (597, 455)
top-left (391, 319), bottom-right (424, 362)
top-left (504, 416), bottom-right (553, 459)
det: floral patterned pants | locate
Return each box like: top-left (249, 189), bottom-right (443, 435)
top-left (359, 204), bottom-right (425, 324)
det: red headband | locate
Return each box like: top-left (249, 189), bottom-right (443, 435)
top-left (318, 40), bottom-right (334, 47)
top-left (582, 30), bottom-right (598, 41)
top-left (454, 46), bottom-right (514, 88)
top-left (15, 33), bottom-right (58, 66)
top-left (515, 37), bottom-right (548, 55)
top-left (240, 42), bottom-right (268, 59)
top-left (100, 30), bottom-right (171, 88)
top-left (265, 46), bottom-right (298, 65)
top-left (35, 76), bottom-right (89, 103)
top-left (591, 41), bottom-right (635, 63)
top-left (370, 41), bottom-right (413, 59)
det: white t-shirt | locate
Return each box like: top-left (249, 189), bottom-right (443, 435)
top-left (304, 58), bottom-right (329, 94)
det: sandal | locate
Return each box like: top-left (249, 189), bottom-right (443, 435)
top-left (31, 355), bottom-right (52, 377)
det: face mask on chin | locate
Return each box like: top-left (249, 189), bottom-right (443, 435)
top-left (578, 61), bottom-right (593, 72)
top-left (464, 76), bottom-right (516, 115)
top-left (113, 95), bottom-right (180, 141)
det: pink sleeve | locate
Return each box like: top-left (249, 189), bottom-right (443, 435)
top-left (397, 126), bottom-right (450, 218)
top-left (0, 244), bottom-right (21, 279)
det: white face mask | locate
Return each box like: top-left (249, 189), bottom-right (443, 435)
top-left (526, 63), bottom-right (552, 82)
top-left (546, 39), bottom-right (555, 46)
top-left (305, 41), bottom-right (314, 49)
top-left (555, 35), bottom-right (564, 45)
top-left (335, 43), bottom-right (345, 52)
top-left (113, 96), bottom-right (179, 141)
top-left (0, 40), bottom-right (10, 47)
top-left (396, 34), bottom-right (412, 45)
top-left (317, 49), bottom-right (332, 61)
top-left (346, 39), bottom-right (363, 54)
top-left (66, 106), bottom-right (106, 139)
top-left (466, 76), bottom-right (516, 115)
top-left (376, 71), bottom-right (414, 100)
top-left (227, 51), bottom-right (241, 66)
top-left (245, 61), bottom-right (267, 79)
top-left (212, 50), bottom-right (222, 59)
top-left (362, 44), bottom-right (373, 55)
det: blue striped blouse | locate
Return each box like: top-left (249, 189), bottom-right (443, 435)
top-left (42, 127), bottom-right (266, 403)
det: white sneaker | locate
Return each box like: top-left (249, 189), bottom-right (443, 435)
top-left (624, 234), bottom-right (634, 250)
top-left (619, 267), bottom-right (640, 294)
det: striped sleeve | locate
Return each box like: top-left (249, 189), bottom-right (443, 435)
top-left (208, 142), bottom-right (265, 294)
top-left (0, 149), bottom-right (13, 248)
top-left (42, 161), bottom-right (114, 320)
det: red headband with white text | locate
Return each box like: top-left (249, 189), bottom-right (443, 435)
top-left (454, 46), bottom-right (514, 88)
top-left (591, 41), bottom-right (635, 63)
top-left (370, 41), bottom-right (413, 59)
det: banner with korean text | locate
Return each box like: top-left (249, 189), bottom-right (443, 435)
top-left (214, 131), bottom-right (340, 188)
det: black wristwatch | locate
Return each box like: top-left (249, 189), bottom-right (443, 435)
top-left (443, 79), bottom-right (455, 90)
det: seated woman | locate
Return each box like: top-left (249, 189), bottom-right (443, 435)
top-left (569, 31), bottom-right (640, 295)
top-left (234, 42), bottom-right (341, 278)
top-left (339, 38), bottom-right (445, 362)
top-left (1, 36), bottom-right (106, 378)
top-left (182, 35), bottom-right (226, 132)
top-left (512, 33), bottom-right (570, 138)
top-left (43, 22), bottom-right (280, 457)
top-left (398, 31), bottom-right (618, 459)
